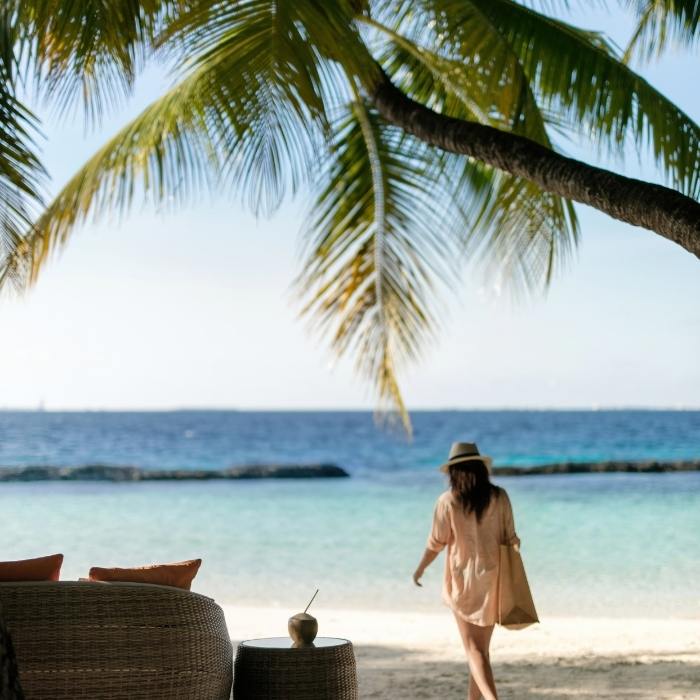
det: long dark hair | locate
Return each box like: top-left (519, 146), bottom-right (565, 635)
top-left (448, 459), bottom-right (499, 522)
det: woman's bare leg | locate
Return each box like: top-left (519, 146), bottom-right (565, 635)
top-left (468, 671), bottom-right (482, 700)
top-left (453, 613), bottom-right (497, 700)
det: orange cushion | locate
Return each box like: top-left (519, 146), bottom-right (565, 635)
top-left (88, 559), bottom-right (202, 590)
top-left (0, 553), bottom-right (64, 581)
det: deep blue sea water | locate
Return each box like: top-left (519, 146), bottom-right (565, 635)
top-left (0, 409), bottom-right (698, 471)
top-left (1, 410), bottom-right (698, 618)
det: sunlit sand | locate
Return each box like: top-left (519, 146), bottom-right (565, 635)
top-left (225, 606), bottom-right (700, 699)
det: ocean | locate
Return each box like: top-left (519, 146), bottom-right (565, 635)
top-left (1, 410), bottom-right (698, 618)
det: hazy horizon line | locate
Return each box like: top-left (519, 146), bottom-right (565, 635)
top-left (1, 405), bottom-right (699, 413)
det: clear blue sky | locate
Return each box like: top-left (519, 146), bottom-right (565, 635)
top-left (0, 4), bottom-right (698, 410)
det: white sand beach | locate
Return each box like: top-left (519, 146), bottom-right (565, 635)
top-left (224, 606), bottom-right (700, 699)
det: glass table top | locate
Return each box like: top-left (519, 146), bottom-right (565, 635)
top-left (240, 637), bottom-right (348, 649)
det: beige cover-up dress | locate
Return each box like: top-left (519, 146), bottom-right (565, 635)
top-left (426, 488), bottom-right (520, 626)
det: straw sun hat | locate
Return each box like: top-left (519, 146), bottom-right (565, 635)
top-left (439, 442), bottom-right (493, 473)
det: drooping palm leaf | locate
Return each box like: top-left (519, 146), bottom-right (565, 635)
top-left (297, 99), bottom-right (463, 434)
top-left (367, 18), bottom-right (579, 291)
top-left (424, 0), bottom-right (700, 197)
top-left (0, 0), bottom-right (366, 286)
top-left (458, 161), bottom-right (580, 291)
top-left (625, 0), bottom-right (700, 60)
top-left (157, 1), bottom-right (375, 213)
top-left (17, 0), bottom-right (170, 121)
top-left (366, 5), bottom-right (555, 144)
top-left (0, 69), bottom-right (218, 288)
top-left (0, 3), bottom-right (46, 289)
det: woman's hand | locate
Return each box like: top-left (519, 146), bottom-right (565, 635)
top-left (413, 548), bottom-right (439, 587)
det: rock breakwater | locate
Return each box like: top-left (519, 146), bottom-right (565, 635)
top-left (0, 464), bottom-right (349, 481)
top-left (492, 460), bottom-right (700, 476)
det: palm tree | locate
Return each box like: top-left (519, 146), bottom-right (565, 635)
top-left (1, 0), bottom-right (699, 433)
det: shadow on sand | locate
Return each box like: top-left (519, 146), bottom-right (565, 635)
top-left (355, 645), bottom-right (700, 699)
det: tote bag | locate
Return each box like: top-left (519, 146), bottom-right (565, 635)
top-left (497, 498), bottom-right (539, 630)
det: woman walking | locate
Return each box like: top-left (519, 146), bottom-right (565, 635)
top-left (412, 442), bottom-right (520, 700)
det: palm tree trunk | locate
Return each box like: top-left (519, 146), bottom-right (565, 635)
top-left (368, 71), bottom-right (700, 259)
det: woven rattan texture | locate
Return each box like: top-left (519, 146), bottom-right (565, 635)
top-left (233, 640), bottom-right (358, 700)
top-left (0, 581), bottom-right (233, 699)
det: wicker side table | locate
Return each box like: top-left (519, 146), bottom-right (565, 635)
top-left (233, 637), bottom-right (357, 700)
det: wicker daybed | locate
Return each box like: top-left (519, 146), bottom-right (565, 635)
top-left (0, 580), bottom-right (232, 699)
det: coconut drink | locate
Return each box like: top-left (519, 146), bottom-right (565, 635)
top-left (288, 589), bottom-right (319, 647)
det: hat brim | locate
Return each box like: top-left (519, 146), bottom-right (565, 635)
top-left (439, 455), bottom-right (492, 473)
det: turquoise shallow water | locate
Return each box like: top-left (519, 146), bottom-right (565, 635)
top-left (1, 473), bottom-right (698, 618)
top-left (1, 410), bottom-right (698, 618)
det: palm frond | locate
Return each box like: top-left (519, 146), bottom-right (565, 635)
top-left (297, 99), bottom-right (462, 434)
top-left (625, 0), bottom-right (700, 60)
top-left (363, 16), bottom-right (579, 292)
top-left (1, 0), bottom-right (357, 288)
top-left (365, 10), bottom-right (557, 144)
top-left (0, 4), bottom-right (46, 290)
top-left (454, 159), bottom-right (580, 293)
top-left (16, 0), bottom-right (171, 122)
top-left (420, 0), bottom-right (700, 198)
top-left (0, 68), bottom-right (216, 290)
top-left (158, 0), bottom-right (373, 215)
top-left (159, 0), bottom-right (375, 130)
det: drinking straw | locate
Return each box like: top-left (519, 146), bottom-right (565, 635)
top-left (304, 589), bottom-right (319, 614)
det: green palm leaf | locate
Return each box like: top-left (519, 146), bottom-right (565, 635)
top-left (0, 4), bottom-right (46, 289)
top-left (422, 0), bottom-right (700, 197)
top-left (17, 0), bottom-right (169, 121)
top-left (367, 18), bottom-right (579, 291)
top-left (0, 70), bottom-right (217, 288)
top-left (297, 100), bottom-right (462, 434)
top-left (158, 1), bottom-right (376, 214)
top-left (625, 0), bottom-right (700, 60)
top-left (366, 5), bottom-right (555, 144)
top-left (0, 0), bottom-right (362, 286)
top-left (458, 161), bottom-right (580, 292)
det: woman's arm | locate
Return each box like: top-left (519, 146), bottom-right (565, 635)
top-left (415, 495), bottom-right (451, 586)
top-left (413, 548), bottom-right (440, 587)
top-left (413, 497), bottom-right (452, 586)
